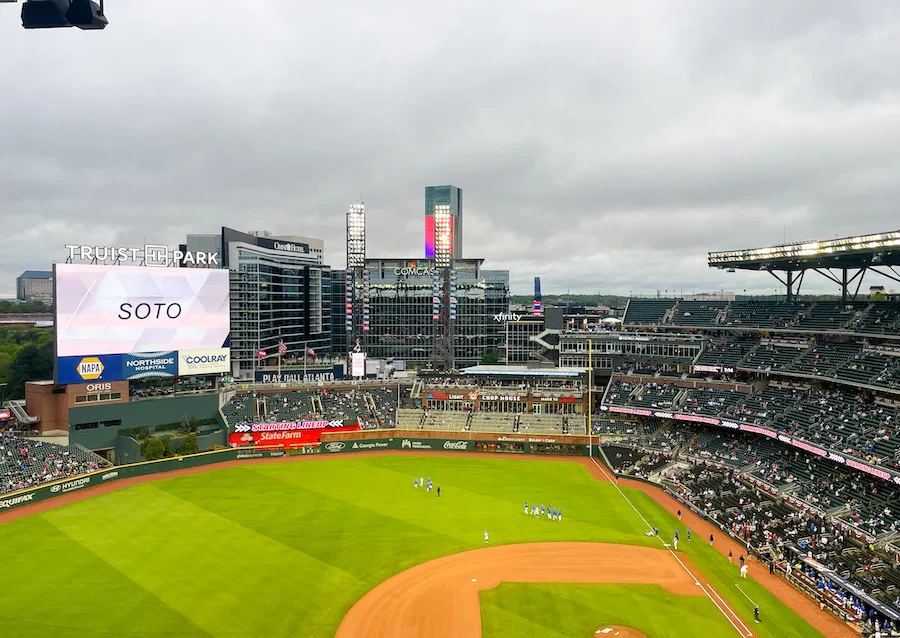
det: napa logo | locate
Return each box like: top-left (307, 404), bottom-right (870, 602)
top-left (78, 357), bottom-right (105, 380)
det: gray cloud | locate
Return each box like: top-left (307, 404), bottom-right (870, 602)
top-left (1, 0), bottom-right (899, 297)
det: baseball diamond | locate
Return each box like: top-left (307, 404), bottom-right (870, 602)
top-left (0, 452), bottom-right (848, 638)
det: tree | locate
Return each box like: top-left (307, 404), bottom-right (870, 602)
top-left (6, 341), bottom-right (54, 398)
top-left (481, 349), bottom-right (500, 365)
top-left (160, 435), bottom-right (174, 458)
top-left (177, 433), bottom-right (200, 456)
top-left (141, 437), bottom-right (166, 461)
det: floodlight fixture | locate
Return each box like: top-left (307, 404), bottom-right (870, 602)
top-left (708, 230), bottom-right (900, 268)
top-left (346, 202), bottom-right (366, 269)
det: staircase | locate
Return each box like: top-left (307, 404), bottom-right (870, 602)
top-left (8, 400), bottom-right (39, 425)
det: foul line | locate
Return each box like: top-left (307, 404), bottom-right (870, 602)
top-left (589, 456), bottom-right (752, 637)
top-left (735, 584), bottom-right (757, 607)
top-left (708, 582), bottom-right (754, 636)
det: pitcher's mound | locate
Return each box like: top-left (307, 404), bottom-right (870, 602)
top-left (594, 626), bottom-right (646, 638)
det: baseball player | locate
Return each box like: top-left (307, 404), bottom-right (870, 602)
top-left (484, 530), bottom-right (489, 544)
top-left (673, 530), bottom-right (679, 550)
top-left (437, 486), bottom-right (441, 497)
top-left (524, 501), bottom-right (529, 515)
top-left (740, 564), bottom-right (748, 579)
top-left (547, 505), bottom-right (552, 520)
top-left (414, 478), bottom-right (419, 488)
top-left (753, 606), bottom-right (760, 623)
top-left (558, 508), bottom-right (562, 522)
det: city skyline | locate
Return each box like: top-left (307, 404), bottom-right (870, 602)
top-left (2, 1), bottom-right (899, 297)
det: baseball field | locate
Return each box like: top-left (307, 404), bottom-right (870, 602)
top-left (0, 453), bottom-right (844, 637)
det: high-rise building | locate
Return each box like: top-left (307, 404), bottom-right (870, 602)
top-left (16, 270), bottom-right (53, 304)
top-left (424, 185), bottom-right (462, 259)
top-left (183, 227), bottom-right (331, 378)
top-left (341, 258), bottom-right (508, 368)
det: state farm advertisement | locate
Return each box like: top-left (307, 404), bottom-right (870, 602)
top-left (229, 424), bottom-right (361, 447)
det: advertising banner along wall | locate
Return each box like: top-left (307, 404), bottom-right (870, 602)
top-left (228, 424), bottom-right (361, 447)
top-left (122, 352), bottom-right (178, 380)
top-left (178, 348), bottom-right (230, 376)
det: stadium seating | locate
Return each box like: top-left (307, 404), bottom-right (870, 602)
top-left (670, 300), bottom-right (727, 326)
top-left (1, 429), bottom-right (111, 494)
top-left (622, 299), bottom-right (676, 325)
top-left (722, 300), bottom-right (805, 329)
top-left (223, 387), bottom-right (399, 429)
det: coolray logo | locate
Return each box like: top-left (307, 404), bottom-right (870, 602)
top-left (64, 244), bottom-right (219, 267)
top-left (493, 313), bottom-right (521, 322)
top-left (401, 439), bottom-right (412, 448)
top-left (178, 348), bottom-right (230, 375)
top-left (443, 441), bottom-right (468, 451)
top-left (0, 493), bottom-right (35, 508)
top-left (185, 354), bottom-right (227, 364)
top-left (101, 471), bottom-right (119, 481)
top-left (325, 442), bottom-right (346, 453)
top-left (78, 357), bottom-right (104, 380)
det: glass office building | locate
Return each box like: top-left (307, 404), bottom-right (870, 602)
top-left (334, 258), bottom-right (509, 367)
top-left (183, 227), bottom-right (331, 378)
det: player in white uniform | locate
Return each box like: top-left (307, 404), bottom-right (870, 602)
top-left (484, 530), bottom-right (489, 544)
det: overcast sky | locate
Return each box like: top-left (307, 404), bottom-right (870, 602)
top-left (2, 0), bottom-right (899, 297)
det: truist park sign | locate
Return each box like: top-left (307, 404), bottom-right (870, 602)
top-left (65, 244), bottom-right (219, 267)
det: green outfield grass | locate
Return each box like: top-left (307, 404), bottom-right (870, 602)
top-left (0, 456), bottom-right (823, 637)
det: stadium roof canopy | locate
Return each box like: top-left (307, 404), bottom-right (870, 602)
top-left (708, 230), bottom-right (900, 301)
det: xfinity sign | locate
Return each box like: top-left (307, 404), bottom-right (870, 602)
top-left (65, 244), bottom-right (219, 267)
top-left (493, 313), bottom-right (522, 322)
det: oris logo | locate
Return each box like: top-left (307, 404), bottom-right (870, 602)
top-left (85, 383), bottom-right (112, 392)
top-left (443, 441), bottom-right (468, 451)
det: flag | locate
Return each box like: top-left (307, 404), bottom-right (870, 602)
top-left (307, 346), bottom-right (316, 357)
top-left (278, 340), bottom-right (288, 355)
top-left (255, 349), bottom-right (266, 358)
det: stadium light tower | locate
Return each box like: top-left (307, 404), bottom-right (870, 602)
top-left (431, 204), bottom-right (455, 370)
top-left (17, 0), bottom-right (108, 29)
top-left (346, 203), bottom-right (366, 269)
top-left (345, 203), bottom-right (366, 358)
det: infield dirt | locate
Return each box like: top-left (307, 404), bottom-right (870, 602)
top-left (336, 542), bottom-right (699, 638)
